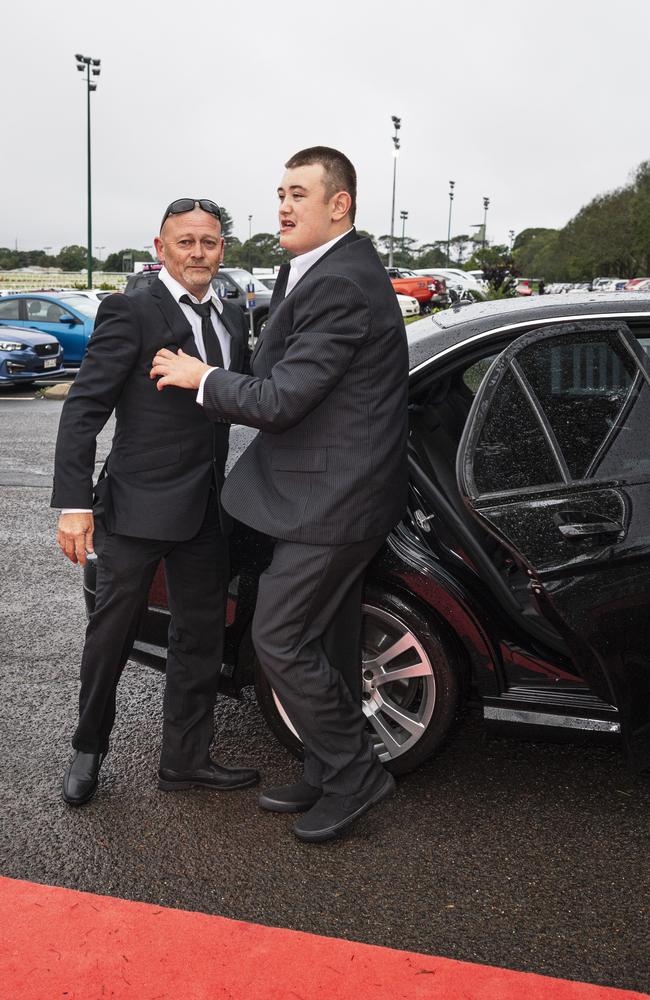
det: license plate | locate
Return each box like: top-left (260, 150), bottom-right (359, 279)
top-left (44, 358), bottom-right (57, 369)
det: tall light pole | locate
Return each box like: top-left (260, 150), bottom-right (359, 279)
top-left (399, 210), bottom-right (408, 261)
top-left (446, 180), bottom-right (455, 266)
top-left (388, 115), bottom-right (401, 268)
top-left (75, 54), bottom-right (101, 288)
top-left (482, 196), bottom-right (490, 249)
top-left (248, 214), bottom-right (253, 270)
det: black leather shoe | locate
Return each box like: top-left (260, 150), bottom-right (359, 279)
top-left (62, 751), bottom-right (105, 806)
top-left (259, 780), bottom-right (321, 813)
top-left (293, 770), bottom-right (395, 843)
top-left (158, 760), bottom-right (259, 792)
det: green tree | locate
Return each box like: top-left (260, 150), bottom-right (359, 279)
top-left (57, 245), bottom-right (88, 271)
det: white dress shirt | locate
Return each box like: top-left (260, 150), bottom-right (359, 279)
top-left (158, 266), bottom-right (231, 370)
top-left (62, 267), bottom-right (231, 513)
top-left (285, 228), bottom-right (353, 296)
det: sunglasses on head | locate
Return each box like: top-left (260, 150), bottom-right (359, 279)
top-left (160, 199), bottom-right (222, 230)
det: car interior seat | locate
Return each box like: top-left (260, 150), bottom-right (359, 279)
top-left (45, 305), bottom-right (63, 322)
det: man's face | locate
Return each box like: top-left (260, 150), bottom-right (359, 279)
top-left (277, 163), bottom-right (339, 256)
top-left (154, 208), bottom-right (224, 296)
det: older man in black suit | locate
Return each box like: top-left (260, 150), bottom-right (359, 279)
top-left (53, 198), bottom-right (258, 805)
top-left (151, 148), bottom-right (409, 842)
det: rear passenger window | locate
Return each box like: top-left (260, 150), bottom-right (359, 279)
top-left (472, 368), bottom-right (561, 493)
top-left (516, 331), bottom-right (638, 480)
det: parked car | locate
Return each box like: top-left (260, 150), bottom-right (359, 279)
top-left (83, 291), bottom-right (650, 776)
top-left (256, 275), bottom-right (277, 291)
top-left (385, 268), bottom-right (442, 310)
top-left (396, 294), bottom-right (420, 318)
top-left (413, 267), bottom-right (486, 301)
top-left (627, 278), bottom-right (650, 292)
top-left (125, 264), bottom-right (272, 335)
top-left (0, 292), bottom-right (98, 364)
top-left (0, 324), bottom-right (65, 386)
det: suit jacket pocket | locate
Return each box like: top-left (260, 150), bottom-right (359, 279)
top-left (270, 447), bottom-right (327, 472)
top-left (122, 442), bottom-right (182, 473)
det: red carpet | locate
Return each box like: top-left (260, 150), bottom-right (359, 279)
top-left (0, 876), bottom-right (646, 1000)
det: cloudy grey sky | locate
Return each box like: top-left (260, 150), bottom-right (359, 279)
top-left (3, 0), bottom-right (650, 256)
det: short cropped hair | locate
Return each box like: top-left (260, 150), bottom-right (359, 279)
top-left (285, 146), bottom-right (357, 223)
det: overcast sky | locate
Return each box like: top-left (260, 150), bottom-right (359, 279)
top-left (3, 0), bottom-right (650, 257)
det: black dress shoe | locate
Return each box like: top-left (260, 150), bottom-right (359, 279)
top-left (259, 780), bottom-right (321, 813)
top-left (293, 770), bottom-right (395, 843)
top-left (158, 760), bottom-right (259, 792)
top-left (62, 750), bottom-right (105, 806)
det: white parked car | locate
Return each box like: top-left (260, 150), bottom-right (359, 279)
top-left (396, 294), bottom-right (420, 318)
top-left (412, 267), bottom-right (486, 299)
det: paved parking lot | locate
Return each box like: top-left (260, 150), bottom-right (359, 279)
top-left (1, 387), bottom-right (649, 994)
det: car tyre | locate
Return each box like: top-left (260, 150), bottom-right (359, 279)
top-left (254, 587), bottom-right (462, 776)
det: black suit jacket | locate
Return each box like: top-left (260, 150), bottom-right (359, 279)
top-left (51, 277), bottom-right (248, 541)
top-left (201, 230), bottom-right (409, 545)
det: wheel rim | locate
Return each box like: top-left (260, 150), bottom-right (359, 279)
top-left (270, 603), bottom-right (437, 763)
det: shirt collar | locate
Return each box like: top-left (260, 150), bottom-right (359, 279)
top-left (158, 265), bottom-right (223, 313)
top-left (288, 228), bottom-right (354, 280)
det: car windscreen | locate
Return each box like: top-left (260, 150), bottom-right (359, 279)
top-left (223, 270), bottom-right (270, 294)
top-left (59, 295), bottom-right (100, 318)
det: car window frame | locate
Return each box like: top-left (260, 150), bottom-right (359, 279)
top-left (458, 319), bottom-right (650, 503)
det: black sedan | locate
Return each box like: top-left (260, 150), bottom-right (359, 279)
top-left (84, 291), bottom-right (650, 775)
top-left (0, 324), bottom-right (65, 386)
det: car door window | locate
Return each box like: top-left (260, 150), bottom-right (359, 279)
top-left (471, 367), bottom-right (561, 493)
top-left (0, 299), bottom-right (21, 320)
top-left (515, 330), bottom-right (639, 480)
top-left (25, 299), bottom-right (69, 323)
top-left (462, 321), bottom-right (650, 500)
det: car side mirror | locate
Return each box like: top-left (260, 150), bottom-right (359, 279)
top-left (60, 315), bottom-right (80, 324)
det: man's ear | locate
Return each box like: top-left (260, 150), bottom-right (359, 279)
top-left (331, 191), bottom-right (352, 222)
top-left (153, 236), bottom-right (165, 263)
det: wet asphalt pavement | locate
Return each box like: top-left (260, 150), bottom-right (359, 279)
top-left (1, 384), bottom-right (649, 994)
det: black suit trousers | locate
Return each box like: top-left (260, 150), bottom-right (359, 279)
top-left (73, 490), bottom-right (228, 770)
top-left (251, 535), bottom-right (385, 796)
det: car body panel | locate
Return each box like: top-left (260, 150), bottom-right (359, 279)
top-left (0, 293), bottom-right (96, 364)
top-left (0, 324), bottom-right (65, 383)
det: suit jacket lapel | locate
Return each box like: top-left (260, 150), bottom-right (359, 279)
top-left (269, 263), bottom-right (290, 312)
top-left (219, 303), bottom-right (245, 371)
top-left (149, 277), bottom-right (199, 358)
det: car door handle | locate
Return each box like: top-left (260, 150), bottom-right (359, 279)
top-left (558, 521), bottom-right (623, 539)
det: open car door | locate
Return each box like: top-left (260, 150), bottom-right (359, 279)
top-left (457, 320), bottom-right (650, 770)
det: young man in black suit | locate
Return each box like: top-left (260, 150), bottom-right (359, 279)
top-left (151, 149), bottom-right (409, 842)
top-left (53, 199), bottom-right (258, 805)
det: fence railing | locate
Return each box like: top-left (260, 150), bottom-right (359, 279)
top-left (0, 271), bottom-right (127, 292)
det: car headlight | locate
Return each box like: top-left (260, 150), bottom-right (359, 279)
top-left (0, 341), bottom-right (26, 351)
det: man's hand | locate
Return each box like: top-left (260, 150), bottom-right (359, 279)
top-left (57, 512), bottom-right (95, 566)
top-left (150, 349), bottom-right (209, 390)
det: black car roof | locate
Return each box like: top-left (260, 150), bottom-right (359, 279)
top-left (406, 292), bottom-right (650, 371)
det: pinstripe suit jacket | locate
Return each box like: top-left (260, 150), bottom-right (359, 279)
top-left (202, 230), bottom-right (409, 545)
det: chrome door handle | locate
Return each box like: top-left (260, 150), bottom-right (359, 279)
top-left (558, 521), bottom-right (623, 539)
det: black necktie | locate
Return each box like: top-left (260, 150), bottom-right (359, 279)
top-left (180, 295), bottom-right (224, 367)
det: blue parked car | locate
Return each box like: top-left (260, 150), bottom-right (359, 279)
top-left (0, 292), bottom-right (100, 364)
top-left (0, 324), bottom-right (65, 386)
